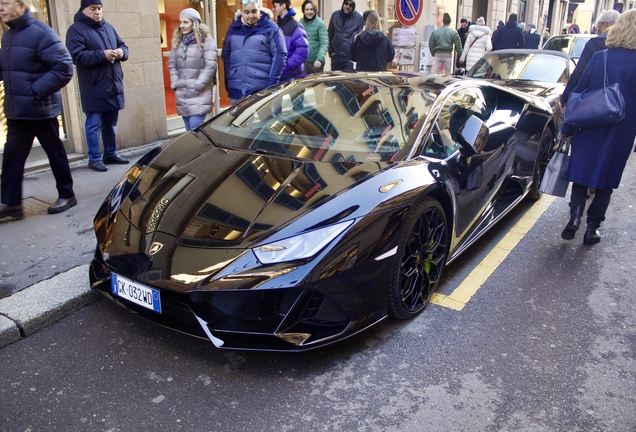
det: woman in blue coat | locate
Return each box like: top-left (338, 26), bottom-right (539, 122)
top-left (560, 9), bottom-right (636, 245)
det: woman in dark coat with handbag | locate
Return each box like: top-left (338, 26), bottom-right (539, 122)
top-left (349, 11), bottom-right (394, 71)
top-left (560, 9), bottom-right (636, 244)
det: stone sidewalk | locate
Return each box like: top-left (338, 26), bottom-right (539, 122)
top-left (0, 265), bottom-right (99, 347)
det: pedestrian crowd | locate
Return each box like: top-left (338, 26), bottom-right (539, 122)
top-left (0, 0), bottom-right (634, 251)
top-left (429, 12), bottom-right (548, 73)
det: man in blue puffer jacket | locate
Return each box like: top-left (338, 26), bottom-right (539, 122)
top-left (222, 0), bottom-right (287, 105)
top-left (66, 0), bottom-right (130, 173)
top-left (0, 0), bottom-right (76, 218)
top-left (272, 0), bottom-right (308, 81)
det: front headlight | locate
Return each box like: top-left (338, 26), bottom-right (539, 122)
top-left (253, 220), bottom-right (354, 264)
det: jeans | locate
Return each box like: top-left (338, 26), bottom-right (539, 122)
top-left (85, 111), bottom-right (119, 162)
top-left (1, 118), bottom-right (74, 205)
top-left (183, 115), bottom-right (206, 131)
top-left (433, 52), bottom-right (453, 74)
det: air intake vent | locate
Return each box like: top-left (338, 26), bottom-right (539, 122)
top-left (303, 293), bottom-right (326, 320)
top-left (276, 290), bottom-right (302, 316)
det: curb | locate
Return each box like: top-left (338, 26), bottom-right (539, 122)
top-left (0, 265), bottom-right (101, 349)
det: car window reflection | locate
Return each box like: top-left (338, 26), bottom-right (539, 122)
top-left (205, 78), bottom-right (436, 164)
top-left (469, 53), bottom-right (569, 83)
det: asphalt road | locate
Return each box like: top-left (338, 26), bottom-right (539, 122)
top-left (1, 157), bottom-right (635, 430)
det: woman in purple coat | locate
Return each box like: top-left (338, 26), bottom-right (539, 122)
top-left (560, 9), bottom-right (636, 245)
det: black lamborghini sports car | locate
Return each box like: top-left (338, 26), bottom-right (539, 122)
top-left (90, 72), bottom-right (560, 351)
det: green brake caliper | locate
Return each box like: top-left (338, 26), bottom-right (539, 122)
top-left (424, 235), bottom-right (435, 274)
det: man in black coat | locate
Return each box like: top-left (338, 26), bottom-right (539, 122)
top-left (525, 24), bottom-right (541, 49)
top-left (492, 13), bottom-right (525, 50)
top-left (457, 18), bottom-right (470, 47)
top-left (560, 9), bottom-right (620, 107)
top-left (66, 0), bottom-right (129, 173)
top-left (0, 0), bottom-right (76, 218)
top-left (328, 0), bottom-right (364, 71)
top-left (456, 18), bottom-right (470, 69)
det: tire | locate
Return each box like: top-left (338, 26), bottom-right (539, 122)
top-left (528, 128), bottom-right (554, 200)
top-left (388, 197), bottom-right (449, 320)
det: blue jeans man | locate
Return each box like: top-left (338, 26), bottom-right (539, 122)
top-left (86, 110), bottom-right (128, 171)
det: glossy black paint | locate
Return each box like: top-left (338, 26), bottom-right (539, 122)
top-left (90, 72), bottom-right (556, 351)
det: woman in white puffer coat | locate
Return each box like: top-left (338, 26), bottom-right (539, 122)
top-left (459, 17), bottom-right (492, 70)
top-left (169, 8), bottom-right (218, 131)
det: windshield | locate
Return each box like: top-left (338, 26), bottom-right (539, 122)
top-left (203, 78), bottom-right (437, 164)
top-left (543, 36), bottom-right (593, 58)
top-left (468, 53), bottom-right (569, 83)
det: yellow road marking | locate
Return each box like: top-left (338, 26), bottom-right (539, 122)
top-left (430, 195), bottom-right (556, 311)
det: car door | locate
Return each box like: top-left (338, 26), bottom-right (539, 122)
top-left (425, 86), bottom-right (515, 239)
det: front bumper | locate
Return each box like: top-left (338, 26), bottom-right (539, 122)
top-left (89, 247), bottom-right (386, 351)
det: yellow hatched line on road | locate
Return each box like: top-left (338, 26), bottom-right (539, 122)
top-left (430, 195), bottom-right (556, 311)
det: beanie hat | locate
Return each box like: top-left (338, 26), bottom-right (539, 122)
top-left (443, 13), bottom-right (451, 25)
top-left (81, 0), bottom-right (102, 9)
top-left (476, 16), bottom-right (485, 26)
top-left (179, 8), bottom-right (201, 24)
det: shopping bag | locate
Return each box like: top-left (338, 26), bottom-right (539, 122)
top-left (539, 150), bottom-right (569, 197)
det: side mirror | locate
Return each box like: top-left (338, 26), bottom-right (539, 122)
top-left (457, 115), bottom-right (489, 156)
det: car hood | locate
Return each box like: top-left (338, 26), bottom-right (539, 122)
top-left (116, 132), bottom-right (393, 250)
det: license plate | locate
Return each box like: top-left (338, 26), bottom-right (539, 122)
top-left (111, 273), bottom-right (162, 313)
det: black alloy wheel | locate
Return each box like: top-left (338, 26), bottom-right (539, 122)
top-left (388, 197), bottom-right (449, 319)
top-left (528, 128), bottom-right (554, 200)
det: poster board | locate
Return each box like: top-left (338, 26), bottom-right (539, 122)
top-left (391, 28), bottom-right (417, 72)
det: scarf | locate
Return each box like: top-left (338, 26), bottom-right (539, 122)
top-left (180, 32), bottom-right (197, 59)
top-left (304, 14), bottom-right (316, 21)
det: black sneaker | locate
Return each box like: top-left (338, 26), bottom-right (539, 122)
top-left (88, 160), bottom-right (108, 172)
top-left (103, 155), bottom-right (129, 165)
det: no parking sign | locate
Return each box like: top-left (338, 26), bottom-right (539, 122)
top-left (396, 0), bottom-right (423, 27)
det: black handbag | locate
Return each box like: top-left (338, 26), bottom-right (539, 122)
top-left (539, 137), bottom-right (570, 197)
top-left (565, 50), bottom-right (625, 130)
